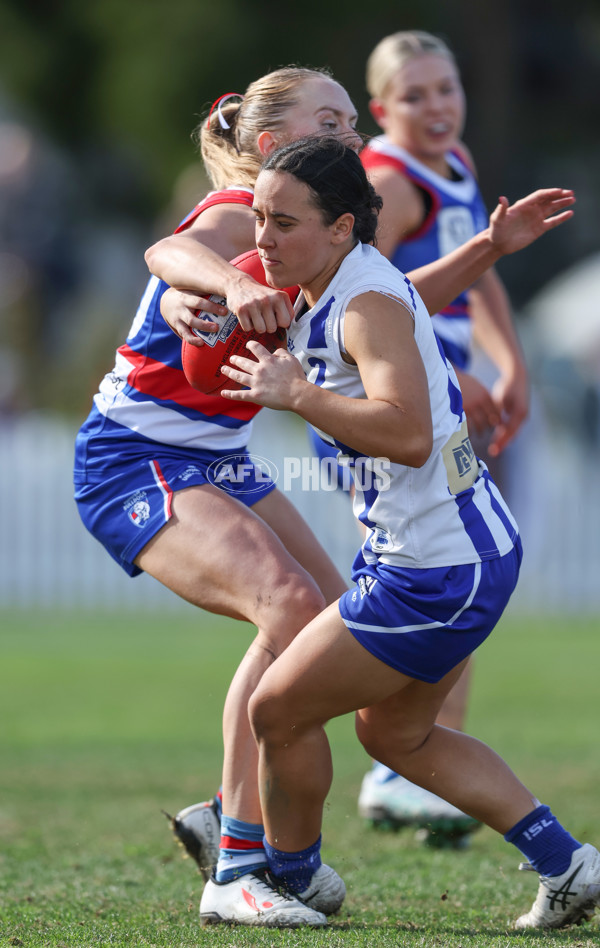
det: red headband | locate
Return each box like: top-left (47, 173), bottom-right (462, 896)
top-left (206, 93), bottom-right (244, 130)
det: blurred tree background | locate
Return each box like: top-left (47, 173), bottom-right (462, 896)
top-left (0, 0), bottom-right (599, 416)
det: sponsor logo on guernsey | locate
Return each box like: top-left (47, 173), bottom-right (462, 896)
top-left (124, 490), bottom-right (151, 528)
top-left (442, 419), bottom-right (478, 494)
top-left (453, 438), bottom-right (475, 476)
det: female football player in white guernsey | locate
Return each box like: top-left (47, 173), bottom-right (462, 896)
top-left (356, 30), bottom-right (533, 835)
top-left (218, 136), bottom-right (600, 931)
top-left (139, 71), bottom-right (574, 928)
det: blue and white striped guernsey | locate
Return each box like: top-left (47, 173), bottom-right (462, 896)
top-left (287, 242), bottom-right (518, 569)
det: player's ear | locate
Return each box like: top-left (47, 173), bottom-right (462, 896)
top-left (368, 97), bottom-right (388, 130)
top-left (258, 131), bottom-right (279, 157)
top-left (331, 212), bottom-right (355, 244)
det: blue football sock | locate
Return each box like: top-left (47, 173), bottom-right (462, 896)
top-left (215, 815), bottom-right (267, 882)
top-left (504, 804), bottom-right (580, 876)
top-left (263, 835), bottom-right (322, 893)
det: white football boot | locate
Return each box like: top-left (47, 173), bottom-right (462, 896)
top-left (166, 800), bottom-right (221, 881)
top-left (294, 864), bottom-right (346, 915)
top-left (168, 801), bottom-right (345, 915)
top-left (514, 843), bottom-right (600, 929)
top-left (358, 766), bottom-right (479, 847)
top-left (200, 868), bottom-right (327, 928)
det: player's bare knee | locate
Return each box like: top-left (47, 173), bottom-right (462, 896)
top-left (279, 572), bottom-right (325, 623)
top-left (248, 685), bottom-right (289, 746)
top-left (356, 718), bottom-right (387, 762)
top-left (355, 710), bottom-right (392, 758)
top-left (357, 717), bottom-right (430, 763)
top-left (256, 574), bottom-right (325, 654)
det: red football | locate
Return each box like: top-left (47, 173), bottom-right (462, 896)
top-left (181, 249), bottom-right (299, 394)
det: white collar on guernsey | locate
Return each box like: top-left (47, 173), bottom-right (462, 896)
top-left (368, 135), bottom-right (477, 202)
top-left (203, 185), bottom-right (254, 199)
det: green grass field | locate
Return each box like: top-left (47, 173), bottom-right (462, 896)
top-left (1, 607), bottom-right (599, 947)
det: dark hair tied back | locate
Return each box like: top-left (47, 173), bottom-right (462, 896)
top-left (262, 136), bottom-right (382, 244)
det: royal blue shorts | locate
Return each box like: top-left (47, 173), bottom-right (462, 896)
top-left (338, 539), bottom-right (522, 683)
top-left (74, 445), bottom-right (276, 577)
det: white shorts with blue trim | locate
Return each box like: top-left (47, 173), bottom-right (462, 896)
top-left (339, 539), bottom-right (522, 683)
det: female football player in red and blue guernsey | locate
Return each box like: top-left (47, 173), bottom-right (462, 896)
top-left (75, 67), bottom-right (364, 929)
top-left (362, 30), bottom-right (529, 450)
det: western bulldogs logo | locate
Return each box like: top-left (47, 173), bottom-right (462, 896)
top-left (123, 490), bottom-right (151, 528)
top-left (129, 501), bottom-right (150, 527)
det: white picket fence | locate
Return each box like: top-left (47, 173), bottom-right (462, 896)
top-left (1, 411), bottom-right (599, 613)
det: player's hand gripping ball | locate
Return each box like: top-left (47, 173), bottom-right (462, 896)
top-left (181, 249), bottom-right (298, 394)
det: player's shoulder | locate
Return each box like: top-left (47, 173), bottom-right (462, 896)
top-left (361, 140), bottom-right (422, 204)
top-left (368, 162), bottom-right (421, 199)
top-left (361, 137), bottom-right (407, 173)
top-left (175, 187), bottom-right (255, 232)
top-left (449, 141), bottom-right (478, 177)
top-left (342, 246), bottom-right (415, 303)
top-left (180, 200), bottom-right (256, 260)
top-left (188, 199), bottom-right (255, 229)
top-left (368, 165), bottom-right (425, 244)
top-left (192, 185), bottom-right (254, 212)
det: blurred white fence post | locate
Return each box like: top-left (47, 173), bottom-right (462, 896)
top-left (0, 415), bottom-right (182, 611)
top-left (1, 412), bottom-right (600, 613)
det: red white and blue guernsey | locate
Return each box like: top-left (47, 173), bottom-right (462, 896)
top-left (288, 243), bottom-right (521, 681)
top-left (82, 187), bottom-right (259, 454)
top-left (361, 136), bottom-right (489, 371)
top-left (74, 186), bottom-right (276, 577)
